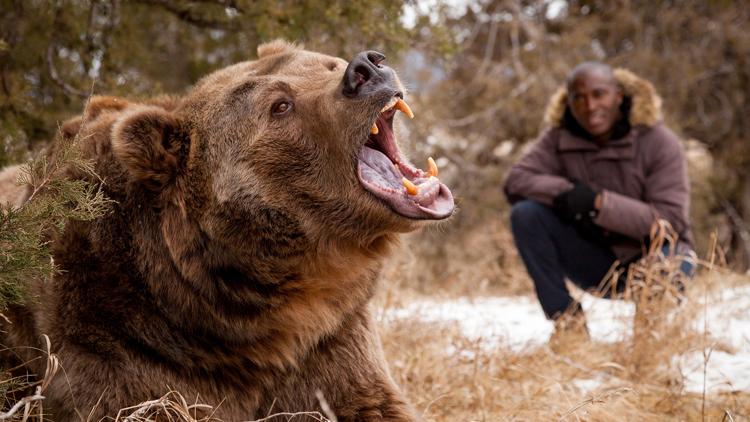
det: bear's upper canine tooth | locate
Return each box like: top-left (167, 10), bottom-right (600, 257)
top-left (370, 123), bottom-right (379, 135)
top-left (380, 97), bottom-right (399, 113)
top-left (427, 157), bottom-right (438, 177)
top-left (402, 178), bottom-right (418, 195)
top-left (395, 99), bottom-right (414, 119)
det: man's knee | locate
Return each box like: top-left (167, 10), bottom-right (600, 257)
top-left (510, 200), bottom-right (555, 233)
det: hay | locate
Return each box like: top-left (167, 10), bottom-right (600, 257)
top-left (0, 335), bottom-right (59, 422)
top-left (377, 222), bottom-right (750, 421)
top-left (111, 391), bottom-right (334, 422)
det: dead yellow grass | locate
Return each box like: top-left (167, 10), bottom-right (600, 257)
top-left (383, 274), bottom-right (747, 420)
top-left (0, 335), bottom-right (59, 422)
top-left (379, 282), bottom-right (749, 421)
top-left (109, 391), bottom-right (334, 422)
top-left (377, 226), bottom-right (750, 421)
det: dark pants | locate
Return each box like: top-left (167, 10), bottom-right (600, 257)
top-left (510, 200), bottom-right (619, 319)
top-left (510, 200), bottom-right (695, 319)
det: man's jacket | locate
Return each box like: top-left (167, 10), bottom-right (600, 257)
top-left (504, 69), bottom-right (693, 261)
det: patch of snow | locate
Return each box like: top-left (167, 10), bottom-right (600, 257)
top-left (578, 294), bottom-right (634, 343)
top-left (386, 293), bottom-right (635, 352)
top-left (694, 285), bottom-right (750, 351)
top-left (677, 350), bottom-right (750, 393)
top-left (571, 376), bottom-right (604, 393)
top-left (386, 295), bottom-right (553, 351)
top-left (681, 284), bottom-right (750, 393)
top-left (386, 284), bottom-right (750, 392)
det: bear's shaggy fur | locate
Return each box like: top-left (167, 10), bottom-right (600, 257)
top-left (0, 41), bottom-right (452, 421)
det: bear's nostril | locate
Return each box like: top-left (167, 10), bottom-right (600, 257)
top-left (354, 64), bottom-right (371, 86)
top-left (342, 50), bottom-right (390, 98)
top-left (367, 52), bottom-right (386, 68)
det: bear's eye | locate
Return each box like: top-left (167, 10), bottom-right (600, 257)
top-left (271, 100), bottom-right (293, 117)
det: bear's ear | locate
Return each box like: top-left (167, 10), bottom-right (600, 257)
top-left (257, 39), bottom-right (299, 58)
top-left (85, 95), bottom-right (130, 120)
top-left (111, 106), bottom-right (186, 191)
top-left (61, 96), bottom-right (131, 140)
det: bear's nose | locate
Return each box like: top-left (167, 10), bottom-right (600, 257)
top-left (342, 50), bottom-right (394, 98)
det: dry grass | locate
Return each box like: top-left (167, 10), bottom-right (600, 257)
top-left (0, 335), bottom-right (59, 422)
top-left (379, 279), bottom-right (750, 421)
top-left (108, 391), bottom-right (334, 422)
top-left (381, 274), bottom-right (749, 421)
top-left (377, 222), bottom-right (750, 421)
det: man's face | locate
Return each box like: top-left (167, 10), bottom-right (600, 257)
top-left (567, 71), bottom-right (623, 140)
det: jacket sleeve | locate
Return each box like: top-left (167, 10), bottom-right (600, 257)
top-left (595, 125), bottom-right (690, 240)
top-left (504, 129), bottom-right (574, 205)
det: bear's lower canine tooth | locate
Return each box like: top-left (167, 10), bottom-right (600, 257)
top-left (402, 178), bottom-right (418, 195)
top-left (370, 123), bottom-right (379, 135)
top-left (427, 157), bottom-right (438, 177)
top-left (395, 99), bottom-right (414, 119)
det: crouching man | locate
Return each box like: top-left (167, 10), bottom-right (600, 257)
top-left (504, 62), bottom-right (694, 342)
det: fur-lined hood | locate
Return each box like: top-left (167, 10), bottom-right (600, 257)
top-left (543, 68), bottom-right (663, 128)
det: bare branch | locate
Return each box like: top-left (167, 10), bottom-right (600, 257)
top-left (0, 393), bottom-right (45, 420)
top-left (443, 75), bottom-right (536, 128)
top-left (508, 0), bottom-right (529, 78)
top-left (45, 45), bottom-right (89, 99)
top-left (721, 199), bottom-right (750, 267)
top-left (132, 0), bottom-right (241, 30)
top-left (480, 15), bottom-right (499, 73)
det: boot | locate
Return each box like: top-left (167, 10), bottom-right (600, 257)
top-left (549, 305), bottom-right (590, 353)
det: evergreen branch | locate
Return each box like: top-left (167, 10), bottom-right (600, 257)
top-left (45, 44), bottom-right (89, 99)
top-left (0, 107), bottom-right (114, 310)
top-left (133, 0), bottom-right (242, 30)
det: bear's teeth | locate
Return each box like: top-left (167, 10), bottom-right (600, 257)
top-left (378, 97), bottom-right (414, 119)
top-left (380, 97), bottom-right (399, 113)
top-left (395, 99), bottom-right (414, 119)
top-left (370, 123), bottom-right (379, 134)
top-left (427, 157), bottom-right (438, 177)
top-left (402, 177), bottom-right (418, 195)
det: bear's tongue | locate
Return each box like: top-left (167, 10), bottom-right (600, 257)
top-left (357, 114), bottom-right (454, 220)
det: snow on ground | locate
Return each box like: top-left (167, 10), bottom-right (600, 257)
top-left (385, 293), bottom-right (634, 351)
top-left (680, 285), bottom-right (750, 394)
top-left (385, 285), bottom-right (750, 393)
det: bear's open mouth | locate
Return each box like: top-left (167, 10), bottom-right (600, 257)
top-left (357, 96), bottom-right (455, 220)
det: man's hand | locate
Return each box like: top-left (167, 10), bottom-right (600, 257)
top-left (553, 181), bottom-right (599, 223)
top-left (554, 181), bottom-right (608, 244)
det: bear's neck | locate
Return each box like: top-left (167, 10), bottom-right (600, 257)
top-left (52, 196), bottom-right (396, 372)
top-left (144, 207), bottom-right (394, 371)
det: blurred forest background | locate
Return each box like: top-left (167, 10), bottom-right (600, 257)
top-left (1, 0), bottom-right (748, 292)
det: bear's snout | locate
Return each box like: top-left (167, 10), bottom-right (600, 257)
top-left (342, 50), bottom-right (399, 98)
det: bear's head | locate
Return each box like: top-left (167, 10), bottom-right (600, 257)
top-left (48, 41), bottom-right (456, 368)
top-left (110, 41), bottom-right (453, 256)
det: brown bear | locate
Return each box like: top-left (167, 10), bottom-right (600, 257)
top-left (0, 40), bottom-right (454, 421)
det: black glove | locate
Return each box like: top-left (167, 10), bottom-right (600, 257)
top-left (554, 181), bottom-right (607, 245)
top-left (553, 180), bottom-right (599, 223)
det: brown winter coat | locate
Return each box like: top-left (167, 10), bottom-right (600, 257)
top-left (504, 69), bottom-right (693, 261)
